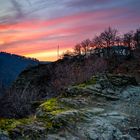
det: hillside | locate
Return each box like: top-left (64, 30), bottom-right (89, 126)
top-left (0, 52), bottom-right (39, 88)
top-left (0, 49), bottom-right (140, 140)
top-left (1, 51), bottom-right (140, 118)
top-left (0, 55), bottom-right (108, 118)
top-left (0, 74), bottom-right (140, 140)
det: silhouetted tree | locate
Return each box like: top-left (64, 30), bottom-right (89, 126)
top-left (92, 36), bottom-right (104, 48)
top-left (123, 31), bottom-right (134, 49)
top-left (74, 43), bottom-right (82, 55)
top-left (99, 27), bottom-right (118, 57)
top-left (134, 28), bottom-right (140, 48)
top-left (100, 27), bottom-right (118, 48)
top-left (115, 36), bottom-right (122, 46)
top-left (81, 39), bottom-right (91, 56)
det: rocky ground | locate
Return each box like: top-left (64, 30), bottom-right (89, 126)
top-left (0, 74), bottom-right (140, 140)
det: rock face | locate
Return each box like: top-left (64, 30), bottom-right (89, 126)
top-left (0, 130), bottom-right (10, 140)
top-left (0, 74), bottom-right (140, 140)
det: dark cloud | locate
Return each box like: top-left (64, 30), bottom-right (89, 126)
top-left (0, 0), bottom-right (26, 24)
top-left (10, 0), bottom-right (24, 18)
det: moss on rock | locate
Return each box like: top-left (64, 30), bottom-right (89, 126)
top-left (38, 98), bottom-right (70, 116)
top-left (0, 119), bottom-right (21, 132)
top-left (35, 98), bottom-right (85, 132)
top-left (0, 117), bottom-right (35, 132)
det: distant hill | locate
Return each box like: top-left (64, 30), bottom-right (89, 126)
top-left (0, 52), bottom-right (39, 88)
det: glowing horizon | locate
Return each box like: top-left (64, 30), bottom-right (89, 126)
top-left (0, 0), bottom-right (140, 61)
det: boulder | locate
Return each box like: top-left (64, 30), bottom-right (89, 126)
top-left (78, 117), bottom-right (135, 140)
top-left (107, 74), bottom-right (138, 87)
top-left (120, 86), bottom-right (140, 100)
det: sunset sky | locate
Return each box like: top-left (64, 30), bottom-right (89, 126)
top-left (0, 0), bottom-right (140, 61)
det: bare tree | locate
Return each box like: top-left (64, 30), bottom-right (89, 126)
top-left (81, 39), bottom-right (91, 56)
top-left (100, 27), bottom-right (118, 48)
top-left (92, 36), bottom-right (104, 48)
top-left (115, 36), bottom-right (122, 46)
top-left (123, 31), bottom-right (134, 49)
top-left (74, 43), bottom-right (82, 55)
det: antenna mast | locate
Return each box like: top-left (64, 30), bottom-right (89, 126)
top-left (57, 45), bottom-right (59, 59)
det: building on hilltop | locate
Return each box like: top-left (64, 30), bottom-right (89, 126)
top-left (94, 46), bottom-right (132, 58)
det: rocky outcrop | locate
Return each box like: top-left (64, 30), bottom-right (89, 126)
top-left (0, 56), bottom-right (108, 118)
top-left (0, 74), bottom-right (140, 140)
top-left (0, 130), bottom-right (10, 140)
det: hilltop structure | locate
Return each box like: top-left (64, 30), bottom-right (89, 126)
top-left (94, 46), bottom-right (131, 58)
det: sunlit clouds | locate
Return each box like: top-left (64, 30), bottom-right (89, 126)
top-left (0, 0), bottom-right (140, 61)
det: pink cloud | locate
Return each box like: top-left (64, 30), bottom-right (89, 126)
top-left (0, 6), bottom-right (139, 61)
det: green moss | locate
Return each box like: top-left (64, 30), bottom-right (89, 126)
top-left (41, 98), bottom-right (58, 111)
top-left (37, 98), bottom-right (80, 131)
top-left (0, 117), bottom-right (35, 132)
top-left (0, 118), bottom-right (21, 131)
top-left (40, 98), bottom-right (68, 115)
top-left (19, 117), bottom-right (35, 124)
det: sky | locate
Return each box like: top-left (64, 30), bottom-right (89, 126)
top-left (0, 0), bottom-right (140, 61)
